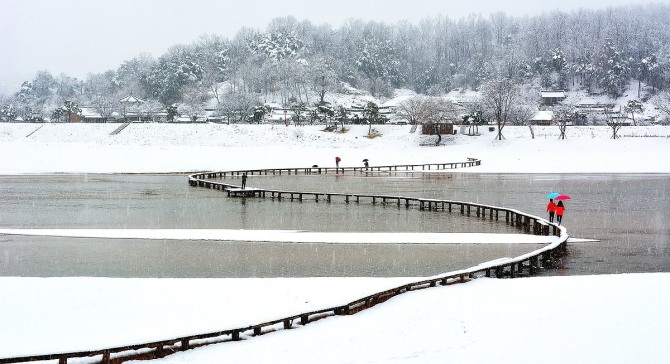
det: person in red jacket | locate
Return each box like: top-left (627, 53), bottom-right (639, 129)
top-left (546, 198), bottom-right (557, 223)
top-left (556, 200), bottom-right (566, 225)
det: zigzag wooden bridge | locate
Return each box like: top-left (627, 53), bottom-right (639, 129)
top-left (1, 158), bottom-right (569, 364)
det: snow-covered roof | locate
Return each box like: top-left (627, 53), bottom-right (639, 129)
top-left (540, 90), bottom-right (566, 98)
top-left (80, 107), bottom-right (102, 118)
top-left (531, 110), bottom-right (553, 121)
top-left (119, 96), bottom-right (145, 104)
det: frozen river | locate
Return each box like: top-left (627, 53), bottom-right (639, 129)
top-left (0, 172), bottom-right (668, 277)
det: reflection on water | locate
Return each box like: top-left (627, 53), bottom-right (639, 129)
top-left (0, 235), bottom-right (541, 278)
top-left (0, 173), bottom-right (668, 277)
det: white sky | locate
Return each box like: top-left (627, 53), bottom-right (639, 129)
top-left (1, 0), bottom-right (667, 95)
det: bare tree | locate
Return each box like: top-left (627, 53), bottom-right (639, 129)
top-left (604, 109), bottom-right (623, 139)
top-left (218, 92), bottom-right (258, 124)
top-left (180, 85), bottom-right (209, 122)
top-left (275, 59), bottom-right (301, 106)
top-left (91, 96), bottom-right (116, 122)
top-left (137, 99), bottom-right (164, 122)
top-left (193, 34), bottom-right (230, 105)
top-left (482, 76), bottom-right (519, 140)
top-left (396, 96), bottom-right (424, 125)
top-left (418, 97), bottom-right (458, 145)
top-left (554, 106), bottom-right (570, 140)
top-left (309, 57), bottom-right (338, 105)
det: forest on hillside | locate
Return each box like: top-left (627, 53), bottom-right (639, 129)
top-left (1, 3), bottom-right (670, 124)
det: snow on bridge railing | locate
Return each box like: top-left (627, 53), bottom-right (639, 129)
top-left (187, 159), bottom-right (482, 181)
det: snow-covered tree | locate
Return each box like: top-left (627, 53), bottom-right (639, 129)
top-left (540, 48), bottom-right (569, 89)
top-left (166, 104), bottom-right (179, 122)
top-left (309, 57), bottom-right (338, 105)
top-left (115, 54), bottom-right (154, 98)
top-left (363, 101), bottom-right (382, 135)
top-left (13, 71), bottom-right (58, 119)
top-left (572, 54), bottom-right (597, 93)
top-left (217, 92), bottom-right (258, 124)
top-left (142, 46), bottom-right (203, 106)
top-left (290, 102), bottom-right (308, 126)
top-left (6, 3), bottom-right (670, 107)
top-left (417, 97), bottom-right (458, 145)
top-left (137, 99), bottom-right (164, 123)
top-left (623, 99), bottom-right (643, 126)
top-left (465, 55), bottom-right (491, 89)
top-left (0, 102), bottom-right (17, 122)
top-left (91, 95), bottom-right (116, 122)
top-left (181, 84), bottom-right (209, 122)
top-left (50, 107), bottom-right (64, 123)
top-left (193, 34), bottom-right (230, 104)
top-left (317, 103), bottom-right (335, 128)
top-left (596, 39), bottom-right (629, 98)
top-left (482, 73), bottom-right (520, 141)
top-left (248, 17), bottom-right (304, 62)
top-left (356, 22), bottom-right (404, 91)
top-left (250, 105), bottom-right (266, 124)
top-left (53, 100), bottom-right (81, 123)
top-left (55, 74), bottom-right (80, 100)
top-left (637, 54), bottom-right (660, 94)
top-left (334, 105), bottom-right (350, 130)
top-left (657, 96), bottom-right (670, 124)
top-left (463, 109), bottom-right (485, 136)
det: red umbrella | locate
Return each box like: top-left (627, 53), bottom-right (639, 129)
top-left (555, 194), bottom-right (571, 201)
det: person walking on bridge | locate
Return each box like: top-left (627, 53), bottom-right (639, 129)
top-left (335, 156), bottom-right (342, 174)
top-left (546, 198), bottom-right (557, 223)
top-left (556, 200), bottom-right (565, 225)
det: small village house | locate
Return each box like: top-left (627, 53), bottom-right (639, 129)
top-left (540, 90), bottom-right (566, 107)
top-left (530, 110), bottom-right (554, 125)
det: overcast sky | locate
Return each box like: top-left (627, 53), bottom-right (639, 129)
top-left (1, 0), bottom-right (667, 95)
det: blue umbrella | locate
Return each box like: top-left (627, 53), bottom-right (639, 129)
top-left (547, 192), bottom-right (560, 199)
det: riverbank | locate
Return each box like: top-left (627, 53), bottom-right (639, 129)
top-left (1, 274), bottom-right (668, 363)
top-left (0, 123), bottom-right (668, 174)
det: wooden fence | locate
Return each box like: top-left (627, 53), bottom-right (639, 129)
top-left (0, 159), bottom-right (568, 364)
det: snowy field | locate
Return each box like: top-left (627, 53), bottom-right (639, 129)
top-left (0, 122), bottom-right (669, 363)
top-left (0, 123), bottom-right (669, 174)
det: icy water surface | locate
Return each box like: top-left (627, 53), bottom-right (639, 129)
top-left (0, 173), bottom-right (667, 277)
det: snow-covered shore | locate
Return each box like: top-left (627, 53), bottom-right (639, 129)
top-left (1, 122), bottom-right (669, 363)
top-left (0, 123), bottom-right (668, 174)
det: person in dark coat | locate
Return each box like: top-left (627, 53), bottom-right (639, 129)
top-left (241, 172), bottom-right (247, 189)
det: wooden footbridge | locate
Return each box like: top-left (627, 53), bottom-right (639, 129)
top-left (1, 158), bottom-right (569, 364)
